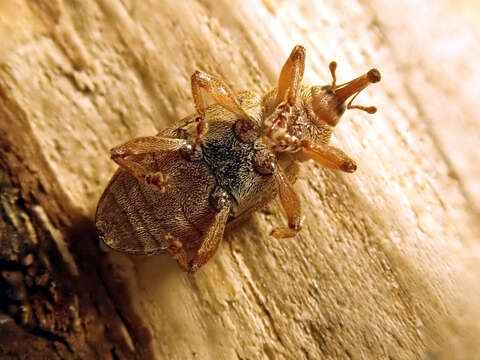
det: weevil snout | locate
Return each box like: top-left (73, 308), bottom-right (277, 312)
top-left (311, 63), bottom-right (381, 127)
top-left (367, 68), bottom-right (381, 83)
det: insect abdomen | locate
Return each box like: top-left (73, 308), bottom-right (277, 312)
top-left (96, 152), bottom-right (218, 253)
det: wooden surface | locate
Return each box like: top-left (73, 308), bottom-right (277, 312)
top-left (1, 0), bottom-right (480, 359)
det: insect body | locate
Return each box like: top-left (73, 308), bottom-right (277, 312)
top-left (95, 45), bottom-right (381, 273)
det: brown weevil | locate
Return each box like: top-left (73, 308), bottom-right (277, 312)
top-left (95, 45), bottom-right (381, 273)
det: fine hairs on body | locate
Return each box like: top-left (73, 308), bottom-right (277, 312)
top-left (95, 45), bottom-right (381, 273)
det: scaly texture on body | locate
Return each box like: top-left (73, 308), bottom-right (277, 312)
top-left (1, 1), bottom-right (479, 359)
top-left (96, 46), bottom-right (381, 272)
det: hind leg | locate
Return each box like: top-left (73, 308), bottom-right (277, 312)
top-left (165, 189), bottom-right (231, 273)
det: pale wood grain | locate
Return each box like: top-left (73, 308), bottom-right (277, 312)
top-left (1, 0), bottom-right (479, 359)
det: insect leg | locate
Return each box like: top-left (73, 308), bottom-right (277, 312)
top-left (188, 205), bottom-right (230, 273)
top-left (302, 143), bottom-right (357, 173)
top-left (271, 165), bottom-right (303, 239)
top-left (110, 136), bottom-right (187, 190)
top-left (191, 70), bottom-right (254, 145)
top-left (163, 189), bottom-right (231, 273)
top-left (164, 233), bottom-right (189, 272)
top-left (262, 102), bottom-right (302, 152)
top-left (274, 45), bottom-right (306, 107)
top-left (261, 46), bottom-right (306, 151)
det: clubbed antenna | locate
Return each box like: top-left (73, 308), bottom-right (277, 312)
top-left (329, 61), bottom-right (337, 89)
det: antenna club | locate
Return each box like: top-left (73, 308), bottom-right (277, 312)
top-left (367, 69), bottom-right (381, 83)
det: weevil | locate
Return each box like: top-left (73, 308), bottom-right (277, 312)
top-left (95, 45), bottom-right (381, 273)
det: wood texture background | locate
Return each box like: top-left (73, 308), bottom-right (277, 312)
top-left (1, 0), bottom-right (480, 359)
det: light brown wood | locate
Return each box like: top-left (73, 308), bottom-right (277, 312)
top-left (1, 0), bottom-right (480, 359)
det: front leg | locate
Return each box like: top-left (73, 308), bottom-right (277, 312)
top-left (274, 45), bottom-right (306, 106)
top-left (271, 165), bottom-right (303, 239)
top-left (302, 143), bottom-right (357, 173)
top-left (262, 45), bottom-right (306, 151)
top-left (190, 70), bottom-right (255, 145)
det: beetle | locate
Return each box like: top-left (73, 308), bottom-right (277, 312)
top-left (95, 45), bottom-right (381, 273)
